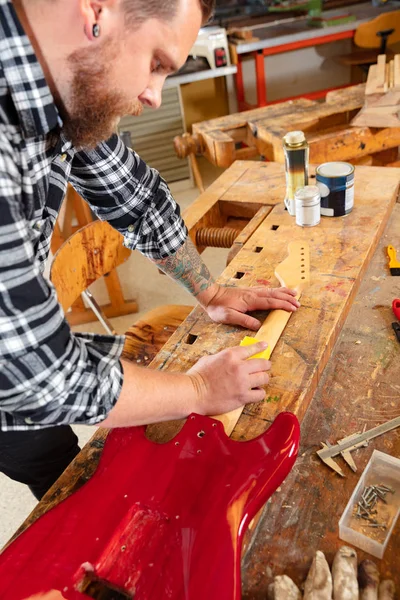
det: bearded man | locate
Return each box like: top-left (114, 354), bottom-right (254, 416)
top-left (0, 0), bottom-right (299, 500)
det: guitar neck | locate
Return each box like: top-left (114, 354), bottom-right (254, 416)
top-left (212, 289), bottom-right (303, 436)
top-left (213, 241), bottom-right (309, 436)
top-left (256, 289), bottom-right (302, 347)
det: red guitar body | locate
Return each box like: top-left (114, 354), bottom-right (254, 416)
top-left (0, 412), bottom-right (299, 600)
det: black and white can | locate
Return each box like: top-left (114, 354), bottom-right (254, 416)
top-left (316, 162), bottom-right (354, 217)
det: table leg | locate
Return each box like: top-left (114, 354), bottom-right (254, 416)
top-left (236, 55), bottom-right (246, 110)
top-left (255, 50), bottom-right (267, 107)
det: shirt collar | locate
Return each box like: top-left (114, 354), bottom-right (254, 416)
top-left (0, 0), bottom-right (60, 138)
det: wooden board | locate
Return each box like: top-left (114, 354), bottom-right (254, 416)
top-left (6, 162), bottom-right (400, 591)
top-left (352, 54), bottom-right (400, 128)
top-left (175, 85), bottom-right (400, 168)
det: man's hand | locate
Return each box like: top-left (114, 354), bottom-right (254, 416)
top-left (154, 238), bottom-right (300, 330)
top-left (198, 284), bottom-right (300, 330)
top-left (101, 341), bottom-right (271, 428)
top-left (188, 341), bottom-right (271, 415)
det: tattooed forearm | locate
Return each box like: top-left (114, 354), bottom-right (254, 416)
top-left (154, 237), bottom-right (216, 298)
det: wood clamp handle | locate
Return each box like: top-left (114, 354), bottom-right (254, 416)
top-left (173, 133), bottom-right (205, 159)
top-left (196, 227), bottom-right (238, 249)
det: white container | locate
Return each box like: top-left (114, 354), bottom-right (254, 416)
top-left (339, 450), bottom-right (400, 558)
top-left (295, 185), bottom-right (320, 227)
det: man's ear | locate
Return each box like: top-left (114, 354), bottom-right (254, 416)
top-left (78, 0), bottom-right (119, 41)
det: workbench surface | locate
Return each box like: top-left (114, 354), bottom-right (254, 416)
top-left (7, 161), bottom-right (400, 596)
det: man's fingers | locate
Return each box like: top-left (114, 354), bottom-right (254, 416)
top-left (253, 286), bottom-right (298, 297)
top-left (229, 310), bottom-right (261, 331)
top-left (245, 388), bottom-right (267, 404)
top-left (244, 298), bottom-right (298, 314)
top-left (237, 341), bottom-right (269, 359)
top-left (246, 358), bottom-right (271, 373)
top-left (263, 298), bottom-right (299, 312)
top-left (272, 291), bottom-right (300, 306)
top-left (250, 372), bottom-right (270, 388)
top-left (251, 287), bottom-right (300, 303)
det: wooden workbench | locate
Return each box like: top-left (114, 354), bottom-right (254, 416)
top-left (6, 162), bottom-right (400, 595)
top-left (242, 204), bottom-right (400, 597)
top-left (174, 85), bottom-right (400, 170)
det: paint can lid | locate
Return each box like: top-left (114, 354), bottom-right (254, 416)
top-left (283, 131), bottom-right (306, 145)
top-left (316, 162), bottom-right (354, 177)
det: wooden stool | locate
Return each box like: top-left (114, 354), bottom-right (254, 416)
top-left (52, 186), bottom-right (138, 326)
top-left (51, 219), bottom-right (192, 362)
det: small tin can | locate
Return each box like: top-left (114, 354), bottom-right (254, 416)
top-left (316, 162), bottom-right (354, 217)
top-left (283, 130), bottom-right (309, 216)
top-left (295, 185), bottom-right (321, 227)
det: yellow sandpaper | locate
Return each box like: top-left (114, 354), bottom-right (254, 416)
top-left (240, 336), bottom-right (272, 360)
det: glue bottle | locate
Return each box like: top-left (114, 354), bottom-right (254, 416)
top-left (283, 131), bottom-right (309, 216)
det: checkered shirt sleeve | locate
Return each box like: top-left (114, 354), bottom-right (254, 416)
top-left (70, 135), bottom-right (188, 260)
top-left (0, 133), bottom-right (124, 431)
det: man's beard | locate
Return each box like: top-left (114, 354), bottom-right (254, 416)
top-left (61, 41), bottom-right (143, 149)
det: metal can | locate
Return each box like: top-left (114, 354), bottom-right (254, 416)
top-left (316, 162), bottom-right (354, 217)
top-left (295, 185), bottom-right (321, 227)
top-left (283, 131), bottom-right (309, 216)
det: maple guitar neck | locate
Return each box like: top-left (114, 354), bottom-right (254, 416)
top-left (213, 241), bottom-right (310, 435)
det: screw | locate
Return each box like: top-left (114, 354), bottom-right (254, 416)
top-left (359, 498), bottom-right (371, 510)
top-left (379, 484), bottom-right (395, 493)
top-left (364, 487), bottom-right (376, 502)
top-left (375, 490), bottom-right (388, 504)
top-left (359, 505), bottom-right (371, 515)
top-left (361, 488), bottom-right (370, 501)
top-left (364, 523), bottom-right (387, 529)
top-left (360, 512), bottom-right (372, 520)
top-left (370, 496), bottom-right (378, 509)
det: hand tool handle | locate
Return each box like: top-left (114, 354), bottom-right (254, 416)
top-left (392, 322), bottom-right (400, 343)
top-left (392, 298), bottom-right (400, 320)
top-left (387, 245), bottom-right (399, 268)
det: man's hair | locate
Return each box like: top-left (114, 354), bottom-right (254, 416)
top-left (123, 0), bottom-right (215, 26)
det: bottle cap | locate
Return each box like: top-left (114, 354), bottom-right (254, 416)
top-left (284, 131), bottom-right (306, 145)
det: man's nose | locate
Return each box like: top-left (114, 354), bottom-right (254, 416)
top-left (139, 84), bottom-right (163, 109)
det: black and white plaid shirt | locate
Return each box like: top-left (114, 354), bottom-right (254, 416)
top-left (0, 0), bottom-right (187, 431)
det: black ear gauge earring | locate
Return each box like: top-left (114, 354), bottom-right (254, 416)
top-left (92, 23), bottom-right (100, 38)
